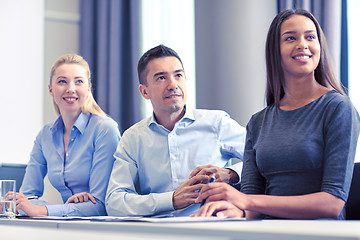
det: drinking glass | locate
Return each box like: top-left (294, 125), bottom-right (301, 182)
top-left (0, 180), bottom-right (16, 219)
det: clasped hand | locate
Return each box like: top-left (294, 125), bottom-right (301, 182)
top-left (189, 164), bottom-right (239, 183)
top-left (191, 182), bottom-right (247, 218)
top-left (172, 164), bottom-right (239, 210)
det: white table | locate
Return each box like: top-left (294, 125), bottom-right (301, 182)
top-left (1, 218), bottom-right (360, 240)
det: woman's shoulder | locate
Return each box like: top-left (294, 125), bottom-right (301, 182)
top-left (88, 114), bottom-right (120, 135)
top-left (250, 105), bottom-right (275, 121)
top-left (245, 105), bottom-right (276, 133)
top-left (89, 114), bottom-right (118, 127)
top-left (320, 90), bottom-right (356, 113)
top-left (322, 89), bottom-right (349, 102)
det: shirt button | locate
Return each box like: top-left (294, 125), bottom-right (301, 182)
top-left (71, 138), bottom-right (74, 141)
top-left (72, 128), bottom-right (75, 131)
top-left (66, 153), bottom-right (69, 157)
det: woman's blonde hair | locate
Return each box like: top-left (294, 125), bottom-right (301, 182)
top-left (49, 54), bottom-right (107, 117)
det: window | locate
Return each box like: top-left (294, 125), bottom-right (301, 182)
top-left (140, 0), bottom-right (196, 117)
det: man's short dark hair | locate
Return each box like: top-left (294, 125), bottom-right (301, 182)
top-left (137, 45), bottom-right (184, 85)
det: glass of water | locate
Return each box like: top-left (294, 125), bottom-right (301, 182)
top-left (0, 180), bottom-right (16, 219)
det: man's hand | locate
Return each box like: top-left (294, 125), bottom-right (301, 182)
top-left (189, 164), bottom-right (239, 183)
top-left (172, 174), bottom-right (209, 210)
top-left (65, 192), bottom-right (96, 204)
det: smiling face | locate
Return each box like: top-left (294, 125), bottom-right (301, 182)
top-left (280, 14), bottom-right (321, 79)
top-left (49, 63), bottom-right (91, 116)
top-left (139, 56), bottom-right (187, 117)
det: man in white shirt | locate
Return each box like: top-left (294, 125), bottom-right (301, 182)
top-left (106, 45), bottom-right (246, 217)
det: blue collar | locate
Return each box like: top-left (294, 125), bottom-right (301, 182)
top-left (50, 112), bottom-right (91, 135)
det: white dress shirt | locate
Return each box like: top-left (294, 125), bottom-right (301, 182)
top-left (106, 108), bottom-right (246, 217)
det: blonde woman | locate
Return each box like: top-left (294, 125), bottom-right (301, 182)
top-left (16, 54), bottom-right (120, 217)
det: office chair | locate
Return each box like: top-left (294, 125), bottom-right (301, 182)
top-left (0, 163), bottom-right (27, 192)
top-left (346, 162), bottom-right (360, 220)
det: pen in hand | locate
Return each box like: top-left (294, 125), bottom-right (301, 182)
top-left (200, 173), bottom-right (216, 206)
top-left (27, 196), bottom-right (39, 200)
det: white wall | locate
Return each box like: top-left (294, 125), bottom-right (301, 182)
top-left (195, 0), bottom-right (277, 126)
top-left (0, 0), bottom-right (44, 164)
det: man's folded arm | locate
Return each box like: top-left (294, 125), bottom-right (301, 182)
top-left (105, 189), bottom-right (175, 217)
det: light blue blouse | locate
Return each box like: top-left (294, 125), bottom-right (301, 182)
top-left (106, 108), bottom-right (246, 217)
top-left (20, 112), bottom-right (120, 216)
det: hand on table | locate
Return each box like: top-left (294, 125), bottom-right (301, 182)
top-left (15, 192), bottom-right (48, 217)
top-left (65, 192), bottom-right (96, 204)
top-left (191, 200), bottom-right (245, 218)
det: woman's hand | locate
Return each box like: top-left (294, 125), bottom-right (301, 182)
top-left (192, 182), bottom-right (249, 218)
top-left (191, 200), bottom-right (245, 218)
top-left (65, 192), bottom-right (96, 204)
top-left (194, 182), bottom-right (248, 208)
top-left (16, 192), bottom-right (48, 217)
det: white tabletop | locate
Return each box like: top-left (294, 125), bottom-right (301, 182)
top-left (1, 218), bottom-right (360, 240)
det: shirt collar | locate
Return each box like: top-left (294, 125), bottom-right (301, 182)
top-left (148, 106), bottom-right (195, 128)
top-left (182, 107), bottom-right (195, 121)
top-left (51, 115), bottom-right (64, 134)
top-left (73, 112), bottom-right (90, 134)
top-left (50, 112), bottom-right (90, 135)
